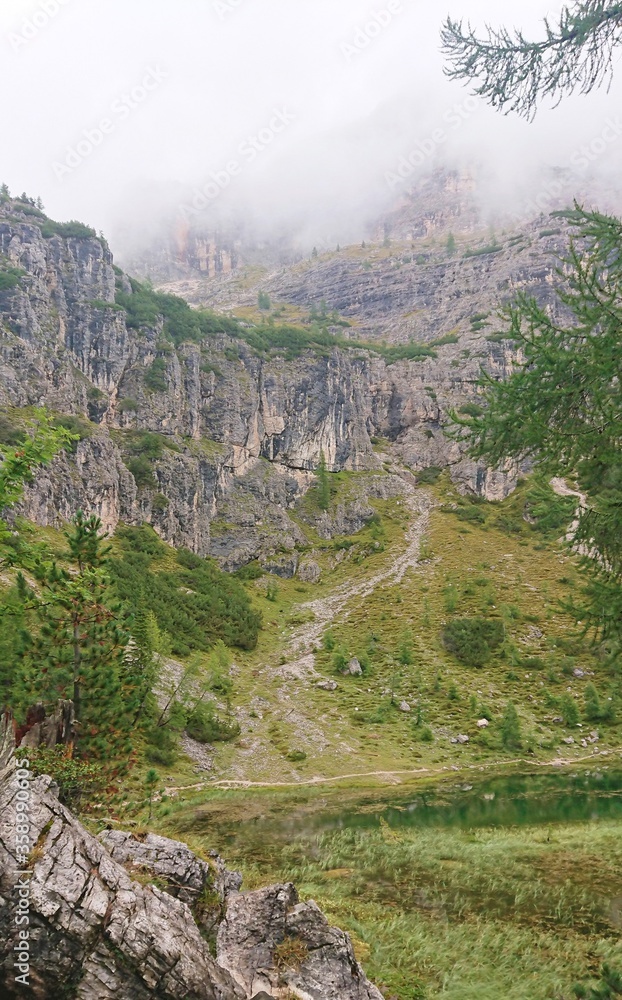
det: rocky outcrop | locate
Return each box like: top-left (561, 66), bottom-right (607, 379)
top-left (0, 771), bottom-right (242, 999)
top-left (0, 749), bottom-right (384, 999)
top-left (217, 883), bottom-right (383, 1000)
top-left (0, 199), bottom-right (547, 565)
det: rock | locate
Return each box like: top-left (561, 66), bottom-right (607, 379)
top-left (0, 735), bottom-right (385, 1000)
top-left (0, 772), bottom-right (243, 999)
top-left (552, 716), bottom-right (564, 723)
top-left (562, 736), bottom-right (575, 745)
top-left (251, 994), bottom-right (275, 1000)
top-left (18, 700), bottom-right (76, 750)
top-left (347, 658), bottom-right (363, 677)
top-left (297, 559), bottom-right (322, 584)
top-left (98, 830), bottom-right (241, 939)
top-left (476, 719), bottom-right (489, 728)
top-left (260, 554), bottom-right (299, 579)
top-left (398, 701), bottom-right (411, 713)
top-left (0, 201), bottom-right (539, 570)
top-left (573, 668), bottom-right (585, 678)
top-left (317, 680), bottom-right (338, 692)
top-left (217, 883), bottom-right (383, 1000)
top-left (581, 739), bottom-right (588, 747)
top-left (451, 734), bottom-right (470, 745)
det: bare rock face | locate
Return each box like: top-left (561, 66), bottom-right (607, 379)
top-left (0, 770), bottom-right (243, 1000)
top-left (217, 883), bottom-right (384, 1000)
top-left (0, 202), bottom-right (538, 571)
top-left (0, 745), bottom-right (384, 1000)
top-left (99, 829), bottom-right (242, 940)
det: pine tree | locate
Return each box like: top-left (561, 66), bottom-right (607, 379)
top-left (122, 606), bottom-right (161, 727)
top-left (459, 207), bottom-right (622, 651)
top-left (17, 512), bottom-right (132, 766)
top-left (500, 701), bottom-right (521, 748)
top-left (316, 451), bottom-right (331, 511)
top-left (584, 682), bottom-right (602, 721)
top-left (442, 1), bottom-right (622, 119)
top-left (560, 692), bottom-right (580, 728)
top-left (446, 232), bottom-right (457, 256)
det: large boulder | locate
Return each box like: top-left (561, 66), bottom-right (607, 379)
top-left (0, 769), bottom-right (243, 1000)
top-left (0, 736), bottom-right (385, 1000)
top-left (217, 883), bottom-right (384, 1000)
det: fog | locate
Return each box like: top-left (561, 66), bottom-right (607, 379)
top-left (2, 0), bottom-right (622, 258)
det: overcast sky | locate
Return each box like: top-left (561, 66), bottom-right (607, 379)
top-left (2, 0), bottom-right (622, 255)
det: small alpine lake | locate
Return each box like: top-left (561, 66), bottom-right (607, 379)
top-left (163, 762), bottom-right (622, 1000)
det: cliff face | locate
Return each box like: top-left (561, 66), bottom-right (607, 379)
top-left (0, 201), bottom-right (533, 565)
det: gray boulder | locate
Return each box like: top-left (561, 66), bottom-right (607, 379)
top-left (217, 882), bottom-right (383, 1000)
top-left (0, 771), bottom-right (242, 999)
top-left (346, 658), bottom-right (363, 677)
top-left (297, 559), bottom-right (322, 584)
top-left (0, 726), bottom-right (385, 1000)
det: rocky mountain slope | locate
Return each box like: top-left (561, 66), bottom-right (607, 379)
top-left (0, 191), bottom-right (568, 567)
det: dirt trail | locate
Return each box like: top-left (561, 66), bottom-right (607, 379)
top-left (284, 471), bottom-right (435, 679)
top-left (550, 477), bottom-right (589, 548)
top-left (163, 747), bottom-right (622, 794)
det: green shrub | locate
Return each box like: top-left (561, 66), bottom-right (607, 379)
top-left (464, 244), bottom-right (502, 258)
top-left (430, 333), bottom-right (459, 346)
top-left (322, 630), bottom-right (336, 651)
top-left (459, 402), bottom-right (484, 417)
top-left (443, 617), bottom-right (505, 667)
top-left (500, 701), bottom-right (521, 748)
top-left (0, 412), bottom-right (26, 446)
top-left (584, 683), bottom-right (606, 722)
top-left (417, 466), bottom-right (442, 485)
top-left (40, 219), bottom-right (97, 239)
top-left (186, 702), bottom-right (240, 743)
top-left (522, 656), bottom-right (546, 670)
top-left (416, 725), bottom-right (434, 742)
top-left (127, 456), bottom-right (157, 489)
top-left (234, 561), bottom-right (264, 580)
top-left (118, 397), bottom-right (139, 413)
top-left (145, 357), bottom-right (168, 392)
top-left (560, 692), bottom-right (581, 727)
top-left (332, 646), bottom-right (350, 673)
top-left (52, 414), bottom-right (93, 453)
top-left (109, 529), bottom-right (262, 654)
top-left (0, 267), bottom-right (25, 291)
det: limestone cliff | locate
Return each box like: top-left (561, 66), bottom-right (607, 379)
top-left (0, 197), bottom-right (547, 565)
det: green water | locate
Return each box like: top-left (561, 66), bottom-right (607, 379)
top-left (173, 766), bottom-right (622, 999)
top-left (214, 766), bottom-right (622, 849)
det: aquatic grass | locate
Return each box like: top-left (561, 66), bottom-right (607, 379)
top-left (164, 804), bottom-right (622, 1000)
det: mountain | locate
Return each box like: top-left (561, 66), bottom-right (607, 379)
top-left (0, 190), bottom-right (572, 569)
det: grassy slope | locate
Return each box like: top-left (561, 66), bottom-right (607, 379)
top-left (183, 473), bottom-right (619, 786)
